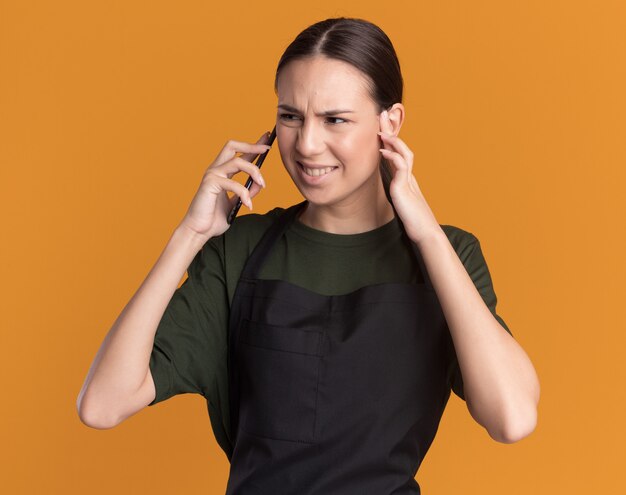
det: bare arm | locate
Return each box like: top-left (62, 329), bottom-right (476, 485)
top-left (376, 115), bottom-right (539, 444)
top-left (415, 230), bottom-right (540, 443)
top-left (76, 132), bottom-right (271, 430)
top-left (76, 226), bottom-right (209, 429)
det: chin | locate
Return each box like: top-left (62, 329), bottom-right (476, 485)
top-left (300, 188), bottom-right (356, 209)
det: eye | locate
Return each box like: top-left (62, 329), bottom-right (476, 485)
top-left (326, 117), bottom-right (347, 125)
top-left (279, 113), bottom-right (347, 125)
top-left (279, 113), bottom-right (300, 121)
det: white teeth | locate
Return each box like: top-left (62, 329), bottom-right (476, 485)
top-left (301, 165), bottom-right (336, 177)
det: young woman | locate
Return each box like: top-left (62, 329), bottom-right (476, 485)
top-left (78, 17), bottom-right (540, 494)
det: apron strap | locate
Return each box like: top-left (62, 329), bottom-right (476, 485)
top-left (227, 201), bottom-right (306, 446)
top-left (239, 200), bottom-right (307, 281)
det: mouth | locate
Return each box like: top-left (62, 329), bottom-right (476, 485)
top-left (297, 161), bottom-right (339, 179)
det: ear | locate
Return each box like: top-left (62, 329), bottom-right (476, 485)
top-left (379, 103), bottom-right (405, 136)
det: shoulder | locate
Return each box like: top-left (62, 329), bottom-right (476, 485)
top-left (230, 206), bottom-right (286, 232)
top-left (201, 206), bottom-right (289, 265)
top-left (226, 206), bottom-right (285, 247)
top-left (191, 207), bottom-right (290, 295)
top-left (193, 207), bottom-right (286, 268)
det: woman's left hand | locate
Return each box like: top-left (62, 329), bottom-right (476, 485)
top-left (378, 110), bottom-right (442, 244)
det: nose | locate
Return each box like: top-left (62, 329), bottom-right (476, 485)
top-left (295, 119), bottom-right (326, 158)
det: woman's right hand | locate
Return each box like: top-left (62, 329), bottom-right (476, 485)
top-left (178, 132), bottom-right (272, 240)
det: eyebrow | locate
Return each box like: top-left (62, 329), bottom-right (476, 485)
top-left (277, 104), bottom-right (355, 116)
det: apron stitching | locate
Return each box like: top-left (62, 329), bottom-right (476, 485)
top-left (239, 424), bottom-right (317, 444)
top-left (239, 341), bottom-right (323, 357)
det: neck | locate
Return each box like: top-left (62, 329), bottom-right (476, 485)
top-left (297, 185), bottom-right (395, 235)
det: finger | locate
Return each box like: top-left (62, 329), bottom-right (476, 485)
top-left (379, 148), bottom-right (410, 185)
top-left (378, 133), bottom-right (412, 177)
top-left (378, 110), bottom-right (396, 156)
top-left (380, 110), bottom-right (395, 135)
top-left (248, 179), bottom-right (263, 199)
top-left (228, 179), bottom-right (263, 211)
top-left (239, 131), bottom-right (272, 163)
top-left (214, 175), bottom-right (254, 210)
top-left (379, 132), bottom-right (414, 165)
top-left (214, 136), bottom-right (272, 167)
top-left (378, 111), bottom-right (414, 171)
top-left (220, 156), bottom-right (266, 188)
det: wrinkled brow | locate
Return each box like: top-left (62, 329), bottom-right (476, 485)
top-left (277, 104), bottom-right (355, 116)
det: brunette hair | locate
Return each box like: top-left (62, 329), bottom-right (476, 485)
top-left (274, 17), bottom-right (403, 204)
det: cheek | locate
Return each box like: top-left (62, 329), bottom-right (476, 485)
top-left (334, 131), bottom-right (380, 166)
top-left (276, 130), bottom-right (294, 160)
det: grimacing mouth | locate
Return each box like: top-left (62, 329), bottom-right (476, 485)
top-left (296, 161), bottom-right (339, 170)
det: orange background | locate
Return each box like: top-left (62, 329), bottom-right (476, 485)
top-left (2, 0), bottom-right (624, 493)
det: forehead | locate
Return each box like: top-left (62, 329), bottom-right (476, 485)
top-left (276, 56), bottom-right (373, 109)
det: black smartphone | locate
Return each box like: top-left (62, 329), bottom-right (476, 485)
top-left (227, 126), bottom-right (277, 225)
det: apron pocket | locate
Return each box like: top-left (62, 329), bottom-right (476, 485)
top-left (237, 318), bottom-right (323, 444)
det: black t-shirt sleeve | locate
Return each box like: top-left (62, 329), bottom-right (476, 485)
top-left (447, 237), bottom-right (513, 401)
top-left (148, 235), bottom-right (229, 406)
